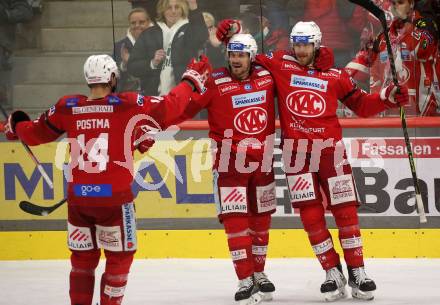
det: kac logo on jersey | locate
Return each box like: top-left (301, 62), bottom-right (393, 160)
top-left (74, 184), bottom-right (112, 197)
top-left (232, 90), bottom-right (266, 108)
top-left (286, 89), bottom-right (326, 117)
top-left (234, 107), bottom-right (268, 135)
top-left (291, 75), bottom-right (328, 92)
top-left (244, 83), bottom-right (253, 91)
top-left (307, 70), bottom-right (315, 75)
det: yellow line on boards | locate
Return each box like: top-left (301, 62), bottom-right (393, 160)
top-left (0, 229), bottom-right (439, 260)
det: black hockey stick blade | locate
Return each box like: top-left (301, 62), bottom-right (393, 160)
top-left (349, 0), bottom-right (387, 27)
top-left (19, 198), bottom-right (67, 216)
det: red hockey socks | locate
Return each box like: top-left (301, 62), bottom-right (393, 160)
top-left (100, 251), bottom-right (134, 305)
top-left (332, 205), bottom-right (364, 268)
top-left (249, 214), bottom-right (271, 272)
top-left (223, 216), bottom-right (254, 280)
top-left (69, 250), bottom-right (100, 305)
top-left (299, 204), bottom-right (340, 270)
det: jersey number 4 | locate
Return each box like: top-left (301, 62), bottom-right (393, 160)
top-left (76, 133), bottom-right (109, 173)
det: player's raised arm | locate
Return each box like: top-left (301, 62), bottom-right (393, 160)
top-left (137, 55), bottom-right (212, 129)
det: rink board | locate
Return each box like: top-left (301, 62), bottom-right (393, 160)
top-left (1, 139), bottom-right (440, 259)
top-left (2, 138), bottom-right (440, 220)
top-left (0, 228), bottom-right (439, 260)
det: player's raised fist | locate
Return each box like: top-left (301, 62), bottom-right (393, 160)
top-left (4, 110), bottom-right (31, 141)
top-left (182, 55), bottom-right (212, 93)
top-left (216, 19), bottom-right (241, 43)
top-left (381, 84), bottom-right (409, 108)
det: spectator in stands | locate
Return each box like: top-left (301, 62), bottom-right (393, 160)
top-left (346, 0), bottom-right (439, 116)
top-left (286, 0), bottom-right (367, 67)
top-left (128, 0), bottom-right (159, 22)
top-left (114, 8), bottom-right (152, 92)
top-left (201, 11), bottom-right (224, 69)
top-left (127, 0), bottom-right (208, 95)
top-left (245, 5), bottom-right (289, 53)
top-left (0, 0), bottom-right (32, 105)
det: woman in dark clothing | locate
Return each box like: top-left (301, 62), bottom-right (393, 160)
top-left (127, 0), bottom-right (208, 95)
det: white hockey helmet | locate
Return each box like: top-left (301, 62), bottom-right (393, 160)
top-left (290, 21), bottom-right (322, 50)
top-left (83, 54), bottom-right (120, 85)
top-left (227, 33), bottom-right (258, 61)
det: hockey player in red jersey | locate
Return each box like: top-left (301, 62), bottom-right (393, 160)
top-left (217, 19), bottom-right (409, 301)
top-left (181, 33), bottom-right (276, 305)
top-left (1, 54), bottom-right (211, 305)
top-left (346, 0), bottom-right (439, 116)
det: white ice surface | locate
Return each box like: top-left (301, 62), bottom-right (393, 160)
top-left (1, 258), bottom-right (439, 305)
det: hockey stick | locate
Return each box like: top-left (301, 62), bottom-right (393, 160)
top-left (19, 198), bottom-right (67, 216)
top-left (349, 0), bottom-right (427, 223)
top-left (0, 104), bottom-right (54, 189)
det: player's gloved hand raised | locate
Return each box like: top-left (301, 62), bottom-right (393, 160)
top-left (216, 19), bottom-right (241, 43)
top-left (181, 55), bottom-right (212, 93)
top-left (3, 110), bottom-right (31, 141)
top-left (314, 46), bottom-right (334, 71)
top-left (133, 125), bottom-right (156, 154)
top-left (381, 84), bottom-right (409, 108)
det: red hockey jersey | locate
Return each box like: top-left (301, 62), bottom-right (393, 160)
top-left (255, 50), bottom-right (390, 151)
top-left (184, 65), bottom-right (276, 162)
top-left (346, 13), bottom-right (439, 116)
top-left (15, 82), bottom-right (194, 206)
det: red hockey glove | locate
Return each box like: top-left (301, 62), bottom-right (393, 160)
top-left (314, 46), bottom-right (334, 71)
top-left (181, 55), bottom-right (212, 93)
top-left (216, 19), bottom-right (241, 43)
top-left (133, 125), bottom-right (156, 154)
top-left (4, 110), bottom-right (31, 141)
top-left (380, 84), bottom-right (409, 108)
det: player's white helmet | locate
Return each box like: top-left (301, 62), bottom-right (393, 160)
top-left (84, 54), bottom-right (120, 85)
top-left (290, 21), bottom-right (322, 50)
top-left (227, 33), bottom-right (258, 61)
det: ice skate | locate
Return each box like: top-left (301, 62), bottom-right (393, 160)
top-left (348, 266), bottom-right (376, 301)
top-left (320, 264), bottom-right (347, 302)
top-left (235, 276), bottom-right (263, 305)
top-left (254, 272), bottom-right (275, 301)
